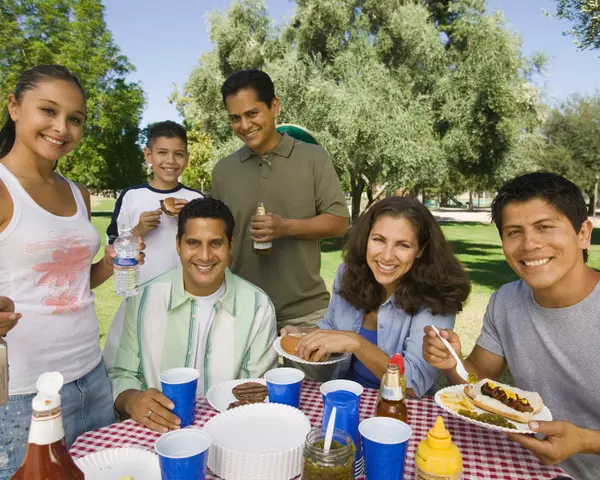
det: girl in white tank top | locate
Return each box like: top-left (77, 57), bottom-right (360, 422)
top-left (0, 65), bottom-right (144, 477)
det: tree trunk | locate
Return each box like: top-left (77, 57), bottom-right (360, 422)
top-left (594, 181), bottom-right (599, 218)
top-left (366, 185), bottom-right (373, 206)
top-left (587, 190), bottom-right (595, 216)
top-left (468, 190), bottom-right (474, 211)
top-left (350, 174), bottom-right (366, 223)
top-left (410, 183), bottom-right (421, 198)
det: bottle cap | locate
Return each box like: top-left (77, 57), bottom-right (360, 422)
top-left (427, 415), bottom-right (451, 449)
top-left (32, 372), bottom-right (64, 412)
top-left (118, 222), bottom-right (134, 233)
top-left (390, 354), bottom-right (405, 374)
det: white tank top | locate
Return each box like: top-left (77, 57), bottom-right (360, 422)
top-left (0, 163), bottom-right (102, 394)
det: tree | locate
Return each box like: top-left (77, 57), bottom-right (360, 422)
top-left (552, 0), bottom-right (600, 50)
top-left (0, 0), bottom-right (147, 193)
top-left (435, 3), bottom-right (545, 206)
top-left (180, 127), bottom-right (214, 193)
top-left (530, 93), bottom-right (600, 213)
top-left (175, 0), bottom-right (542, 219)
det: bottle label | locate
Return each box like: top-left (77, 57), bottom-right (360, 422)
top-left (416, 468), bottom-right (461, 480)
top-left (253, 240), bottom-right (272, 249)
top-left (382, 385), bottom-right (403, 401)
top-left (114, 257), bottom-right (138, 267)
top-left (29, 412), bottom-right (65, 445)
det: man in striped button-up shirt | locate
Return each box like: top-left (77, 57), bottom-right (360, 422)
top-left (104, 198), bottom-right (277, 433)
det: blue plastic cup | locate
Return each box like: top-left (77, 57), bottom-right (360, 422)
top-left (160, 368), bottom-right (199, 428)
top-left (320, 379), bottom-right (364, 404)
top-left (323, 390), bottom-right (363, 478)
top-left (264, 367), bottom-right (305, 408)
top-left (359, 417), bottom-right (413, 480)
top-left (155, 428), bottom-right (212, 480)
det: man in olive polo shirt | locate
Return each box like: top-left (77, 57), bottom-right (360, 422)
top-left (211, 69), bottom-right (349, 330)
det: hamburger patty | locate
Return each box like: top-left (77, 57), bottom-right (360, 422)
top-left (227, 399), bottom-right (254, 410)
top-left (232, 382), bottom-right (268, 402)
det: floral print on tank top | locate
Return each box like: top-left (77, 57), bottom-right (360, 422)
top-left (26, 230), bottom-right (92, 315)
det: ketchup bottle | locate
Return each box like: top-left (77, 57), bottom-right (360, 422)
top-left (376, 354), bottom-right (408, 423)
top-left (12, 372), bottom-right (84, 480)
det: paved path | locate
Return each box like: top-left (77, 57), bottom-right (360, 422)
top-left (431, 208), bottom-right (492, 224)
top-left (432, 208), bottom-right (600, 227)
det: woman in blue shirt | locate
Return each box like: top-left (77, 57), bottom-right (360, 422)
top-left (282, 196), bottom-right (470, 397)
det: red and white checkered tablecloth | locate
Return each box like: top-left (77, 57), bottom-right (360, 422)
top-left (70, 380), bottom-right (568, 479)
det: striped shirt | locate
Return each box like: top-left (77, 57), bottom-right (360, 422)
top-left (104, 267), bottom-right (278, 400)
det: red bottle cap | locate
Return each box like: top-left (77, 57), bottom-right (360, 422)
top-left (390, 354), bottom-right (405, 374)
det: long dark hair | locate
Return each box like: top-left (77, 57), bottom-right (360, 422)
top-left (0, 65), bottom-right (85, 159)
top-left (338, 196), bottom-right (470, 316)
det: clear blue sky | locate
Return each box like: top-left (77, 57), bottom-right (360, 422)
top-left (102, 0), bottom-right (600, 126)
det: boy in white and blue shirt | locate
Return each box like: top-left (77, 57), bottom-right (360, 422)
top-left (107, 121), bottom-right (203, 284)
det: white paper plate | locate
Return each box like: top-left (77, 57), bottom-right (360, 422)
top-left (75, 447), bottom-right (160, 479)
top-left (435, 385), bottom-right (552, 434)
top-left (272, 336), bottom-right (350, 366)
top-left (206, 378), bottom-right (268, 412)
top-left (203, 402), bottom-right (311, 480)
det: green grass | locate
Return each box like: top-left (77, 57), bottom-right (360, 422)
top-left (91, 196), bottom-right (117, 213)
top-left (90, 213), bottom-right (600, 353)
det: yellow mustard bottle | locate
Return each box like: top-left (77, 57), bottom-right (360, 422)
top-left (415, 416), bottom-right (462, 480)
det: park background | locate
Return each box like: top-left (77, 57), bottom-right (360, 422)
top-left (2, 0), bottom-right (600, 358)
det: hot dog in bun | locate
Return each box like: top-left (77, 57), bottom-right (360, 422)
top-left (464, 379), bottom-right (544, 423)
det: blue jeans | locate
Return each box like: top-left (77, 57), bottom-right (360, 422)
top-left (0, 360), bottom-right (116, 479)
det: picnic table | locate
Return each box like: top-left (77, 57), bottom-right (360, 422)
top-left (70, 379), bottom-right (568, 479)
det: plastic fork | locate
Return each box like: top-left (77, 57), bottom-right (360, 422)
top-left (430, 325), bottom-right (470, 383)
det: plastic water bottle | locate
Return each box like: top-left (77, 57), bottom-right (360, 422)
top-left (113, 225), bottom-right (140, 297)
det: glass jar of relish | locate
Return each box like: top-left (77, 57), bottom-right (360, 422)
top-left (302, 427), bottom-right (355, 480)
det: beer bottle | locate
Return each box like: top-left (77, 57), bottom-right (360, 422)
top-left (12, 372), bottom-right (84, 480)
top-left (0, 338), bottom-right (7, 406)
top-left (376, 354), bottom-right (408, 423)
top-left (253, 202), bottom-right (272, 256)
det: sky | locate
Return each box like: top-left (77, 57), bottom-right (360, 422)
top-left (102, 0), bottom-right (600, 126)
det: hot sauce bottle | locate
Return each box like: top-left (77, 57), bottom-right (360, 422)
top-left (376, 354), bottom-right (408, 423)
top-left (12, 372), bottom-right (84, 480)
top-left (253, 202), bottom-right (272, 256)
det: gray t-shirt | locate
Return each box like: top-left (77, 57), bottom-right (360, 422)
top-left (477, 279), bottom-right (600, 480)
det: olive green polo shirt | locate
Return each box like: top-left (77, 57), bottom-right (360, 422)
top-left (212, 133), bottom-right (348, 323)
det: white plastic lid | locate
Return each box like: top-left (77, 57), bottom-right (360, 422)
top-left (32, 372), bottom-right (64, 411)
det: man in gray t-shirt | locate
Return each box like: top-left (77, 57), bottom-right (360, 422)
top-left (423, 172), bottom-right (600, 480)
top-left (476, 279), bottom-right (600, 479)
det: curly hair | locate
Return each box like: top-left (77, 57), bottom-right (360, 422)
top-left (338, 196), bottom-right (470, 316)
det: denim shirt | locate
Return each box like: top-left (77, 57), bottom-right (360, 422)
top-left (318, 265), bottom-right (456, 397)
